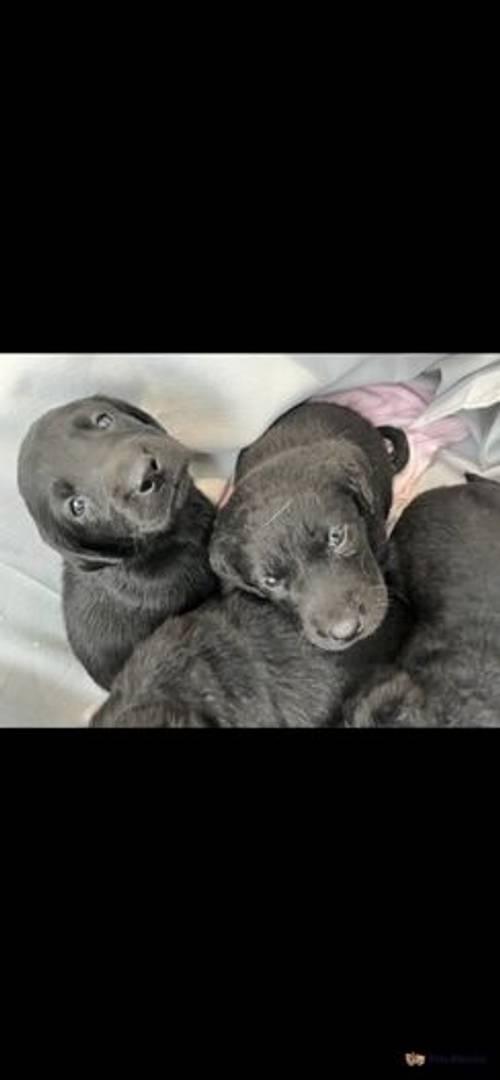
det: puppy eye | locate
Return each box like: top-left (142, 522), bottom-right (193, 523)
top-left (95, 412), bottom-right (113, 428)
top-left (69, 496), bottom-right (87, 517)
top-left (328, 525), bottom-right (347, 549)
top-left (263, 574), bottom-right (281, 589)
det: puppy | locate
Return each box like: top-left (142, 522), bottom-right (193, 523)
top-left (90, 577), bottom-right (410, 727)
top-left (17, 395), bottom-right (217, 689)
top-left (209, 402), bottom-right (409, 651)
top-left (343, 474), bottom-right (500, 727)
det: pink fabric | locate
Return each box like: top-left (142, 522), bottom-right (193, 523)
top-left (217, 381), bottom-right (469, 528)
top-left (218, 476), bottom-right (235, 508)
top-left (313, 381), bottom-right (469, 528)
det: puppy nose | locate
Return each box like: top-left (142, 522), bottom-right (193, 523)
top-left (135, 455), bottom-right (163, 495)
top-left (328, 615), bottom-right (362, 642)
top-left (312, 614), bottom-right (363, 642)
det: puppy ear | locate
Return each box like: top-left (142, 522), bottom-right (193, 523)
top-left (377, 425), bottom-right (410, 475)
top-left (64, 547), bottom-right (121, 572)
top-left (35, 516), bottom-right (124, 571)
top-left (339, 459), bottom-right (389, 561)
top-left (74, 556), bottom-right (120, 572)
top-left (209, 511), bottom-right (254, 591)
top-left (55, 527), bottom-right (134, 571)
top-left (209, 533), bottom-right (241, 587)
top-left (342, 463), bottom-right (377, 519)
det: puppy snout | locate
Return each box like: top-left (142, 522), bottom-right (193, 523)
top-left (124, 452), bottom-right (164, 496)
top-left (312, 612), bottom-right (363, 643)
top-left (137, 455), bottom-right (163, 494)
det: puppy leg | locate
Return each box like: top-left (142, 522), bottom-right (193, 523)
top-left (89, 696), bottom-right (210, 728)
top-left (343, 670), bottom-right (427, 727)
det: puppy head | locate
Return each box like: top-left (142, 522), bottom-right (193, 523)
top-left (210, 443), bottom-right (390, 651)
top-left (17, 395), bottom-right (193, 569)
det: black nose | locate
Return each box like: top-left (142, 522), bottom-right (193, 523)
top-left (136, 455), bottom-right (164, 494)
top-left (329, 615), bottom-right (362, 642)
top-left (312, 614), bottom-right (363, 642)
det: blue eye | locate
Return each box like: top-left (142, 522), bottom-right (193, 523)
top-left (95, 412), bottom-right (113, 428)
top-left (69, 496), bottom-right (86, 517)
top-left (328, 525), bottom-right (347, 549)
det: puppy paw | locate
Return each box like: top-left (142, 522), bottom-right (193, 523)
top-left (344, 670), bottom-right (426, 727)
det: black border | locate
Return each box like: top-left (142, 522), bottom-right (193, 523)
top-left (1, 233), bottom-right (497, 351)
top-left (2, 350), bottom-right (498, 1055)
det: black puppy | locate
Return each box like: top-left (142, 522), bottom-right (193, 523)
top-left (209, 402), bottom-right (409, 651)
top-left (17, 395), bottom-right (217, 689)
top-left (90, 405), bottom-right (410, 728)
top-left (343, 474), bottom-right (500, 727)
top-left (90, 575), bottom-right (410, 727)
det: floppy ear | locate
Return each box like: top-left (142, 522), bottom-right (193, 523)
top-left (68, 551), bottom-right (121, 573)
top-left (339, 459), bottom-right (389, 561)
top-left (377, 425), bottom-right (410, 475)
top-left (209, 531), bottom-right (243, 587)
top-left (209, 511), bottom-right (255, 591)
top-left (56, 542), bottom-right (123, 572)
top-left (40, 522), bottom-right (130, 572)
top-left (342, 463), bottom-right (377, 519)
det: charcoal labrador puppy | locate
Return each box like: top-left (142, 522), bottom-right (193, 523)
top-left (90, 405), bottom-right (411, 728)
top-left (17, 395), bottom-right (217, 689)
top-left (90, 570), bottom-right (410, 727)
top-left (343, 474), bottom-right (500, 727)
top-left (209, 402), bottom-right (409, 651)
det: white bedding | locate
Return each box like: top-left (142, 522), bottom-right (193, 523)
top-left (1, 353), bottom-right (499, 727)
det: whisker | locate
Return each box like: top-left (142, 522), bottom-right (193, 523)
top-left (259, 499), bottom-right (293, 530)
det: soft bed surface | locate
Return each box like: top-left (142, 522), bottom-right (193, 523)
top-left (1, 353), bottom-right (498, 727)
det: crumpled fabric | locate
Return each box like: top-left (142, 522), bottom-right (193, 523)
top-left (218, 377), bottom-right (470, 530)
top-left (313, 378), bottom-right (470, 530)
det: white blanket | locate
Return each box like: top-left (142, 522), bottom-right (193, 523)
top-left (1, 353), bottom-right (498, 726)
